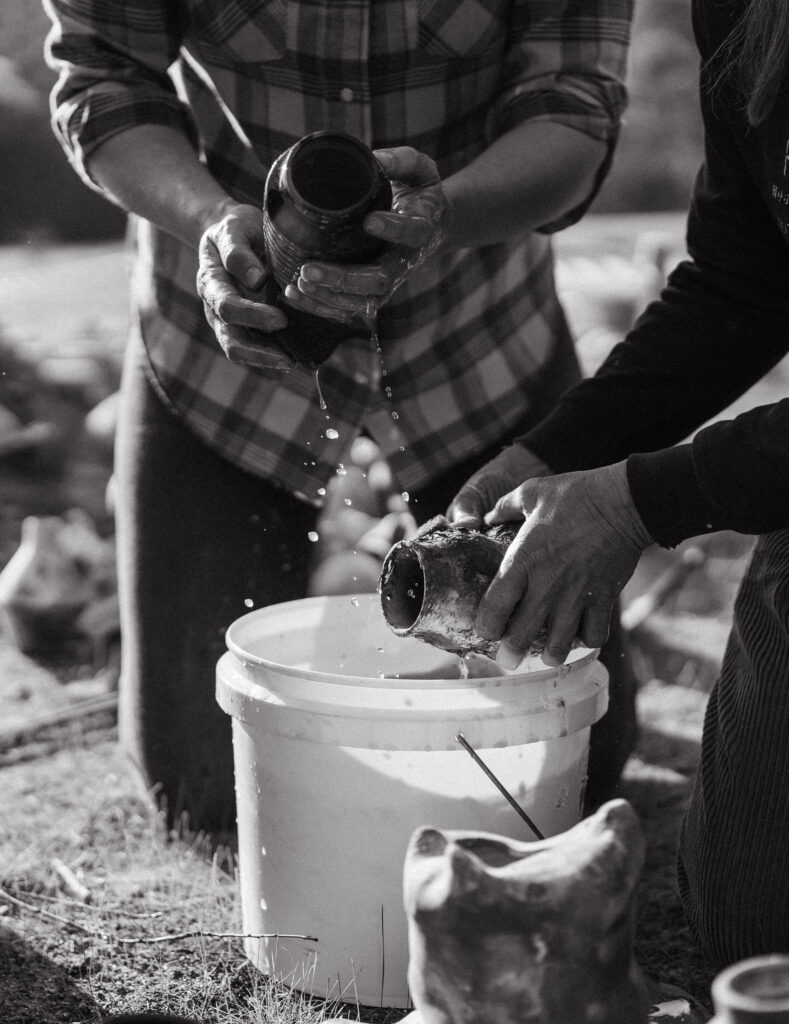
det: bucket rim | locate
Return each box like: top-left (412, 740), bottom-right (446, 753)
top-left (224, 596), bottom-right (599, 689)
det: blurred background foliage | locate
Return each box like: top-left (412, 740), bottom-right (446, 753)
top-left (0, 1), bottom-right (703, 244)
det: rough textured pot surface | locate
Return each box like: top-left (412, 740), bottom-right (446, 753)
top-left (379, 514), bottom-right (571, 659)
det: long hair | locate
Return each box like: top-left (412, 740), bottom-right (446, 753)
top-left (716, 0), bottom-right (789, 125)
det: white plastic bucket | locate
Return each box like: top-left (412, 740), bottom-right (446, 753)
top-left (216, 594), bottom-right (608, 1008)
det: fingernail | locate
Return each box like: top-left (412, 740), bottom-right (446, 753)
top-left (302, 266), bottom-right (324, 283)
top-left (496, 645), bottom-right (522, 671)
top-left (453, 513), bottom-right (479, 528)
top-left (375, 151), bottom-right (394, 169)
top-left (365, 215), bottom-right (384, 233)
top-left (245, 268), bottom-right (263, 289)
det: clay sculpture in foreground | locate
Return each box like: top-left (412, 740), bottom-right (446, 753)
top-left (400, 798), bottom-right (651, 1024)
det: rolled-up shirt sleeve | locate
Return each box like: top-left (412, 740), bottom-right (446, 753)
top-left (44, 0), bottom-right (194, 189)
top-left (488, 0), bottom-right (632, 229)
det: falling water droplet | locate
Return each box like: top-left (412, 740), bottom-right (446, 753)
top-left (312, 367), bottom-right (327, 411)
top-left (307, 531), bottom-right (320, 543)
top-left (385, 386), bottom-right (393, 399)
top-left (401, 491), bottom-right (410, 503)
top-left (344, 498), bottom-right (352, 506)
top-left (350, 597), bottom-right (360, 607)
top-left (391, 411), bottom-right (399, 421)
top-left (244, 598), bottom-right (254, 608)
top-left (325, 427), bottom-right (339, 440)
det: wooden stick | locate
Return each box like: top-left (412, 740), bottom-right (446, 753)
top-left (0, 692), bottom-right (118, 751)
top-left (0, 885), bottom-right (317, 944)
top-left (114, 929), bottom-right (318, 946)
top-left (621, 545), bottom-right (706, 633)
top-left (51, 857), bottom-right (91, 904)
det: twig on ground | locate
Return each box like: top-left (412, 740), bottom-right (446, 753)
top-left (51, 856), bottom-right (91, 903)
top-left (0, 884), bottom-right (98, 935)
top-left (0, 692), bottom-right (118, 752)
top-left (115, 929), bottom-right (319, 945)
top-left (621, 545), bottom-right (706, 633)
top-left (0, 884), bottom-right (317, 944)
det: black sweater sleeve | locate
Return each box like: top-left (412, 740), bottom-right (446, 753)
top-left (518, 3), bottom-right (789, 547)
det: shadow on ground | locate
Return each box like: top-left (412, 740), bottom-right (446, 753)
top-left (0, 923), bottom-right (102, 1023)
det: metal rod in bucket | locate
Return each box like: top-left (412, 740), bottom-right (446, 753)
top-left (455, 732), bottom-right (545, 841)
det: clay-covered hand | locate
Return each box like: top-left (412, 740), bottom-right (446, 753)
top-left (446, 444), bottom-right (553, 529)
top-left (197, 199), bottom-right (295, 371)
top-left (284, 146), bottom-right (447, 324)
top-left (477, 461), bottom-right (653, 669)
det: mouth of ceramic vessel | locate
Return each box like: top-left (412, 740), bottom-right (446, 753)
top-left (713, 956), bottom-right (789, 1011)
top-left (380, 545), bottom-right (425, 631)
top-left (287, 132), bottom-right (380, 214)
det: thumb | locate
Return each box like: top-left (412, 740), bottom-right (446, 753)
top-left (447, 486), bottom-right (487, 528)
top-left (483, 487), bottom-right (528, 526)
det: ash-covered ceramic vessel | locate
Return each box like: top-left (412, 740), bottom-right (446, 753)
top-left (378, 514), bottom-right (567, 660)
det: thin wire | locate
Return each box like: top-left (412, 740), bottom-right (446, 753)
top-left (455, 732), bottom-right (545, 841)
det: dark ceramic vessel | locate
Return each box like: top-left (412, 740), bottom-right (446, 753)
top-left (260, 131), bottom-right (392, 366)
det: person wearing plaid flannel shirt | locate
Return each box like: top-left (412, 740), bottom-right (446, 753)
top-left (44, 0), bottom-right (633, 830)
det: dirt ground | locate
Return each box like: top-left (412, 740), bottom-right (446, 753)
top-left (0, 218), bottom-right (783, 1020)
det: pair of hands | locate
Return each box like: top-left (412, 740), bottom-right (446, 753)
top-left (195, 147), bottom-right (447, 370)
top-left (195, 141), bottom-right (652, 670)
top-left (447, 446), bottom-right (653, 669)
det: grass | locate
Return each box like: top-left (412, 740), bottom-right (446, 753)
top-left (0, 618), bottom-right (728, 1022)
top-left (0, 731), bottom-right (411, 1023)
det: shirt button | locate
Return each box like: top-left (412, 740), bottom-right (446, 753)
top-left (339, 87), bottom-right (355, 103)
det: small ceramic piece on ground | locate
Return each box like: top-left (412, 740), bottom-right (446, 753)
top-left (647, 976), bottom-right (711, 1023)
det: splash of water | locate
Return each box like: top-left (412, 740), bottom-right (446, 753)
top-left (312, 366), bottom-right (327, 411)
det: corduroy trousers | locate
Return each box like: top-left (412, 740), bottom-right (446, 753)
top-left (678, 528), bottom-right (789, 965)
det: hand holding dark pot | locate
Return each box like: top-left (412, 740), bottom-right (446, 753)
top-left (196, 199), bottom-right (294, 370)
top-left (285, 146), bottom-right (447, 323)
top-left (475, 461), bottom-right (653, 669)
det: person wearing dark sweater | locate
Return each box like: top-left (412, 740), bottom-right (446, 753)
top-left (449, 0), bottom-right (789, 966)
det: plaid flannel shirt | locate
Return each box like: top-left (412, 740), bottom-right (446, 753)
top-left (45, 0), bottom-right (632, 505)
